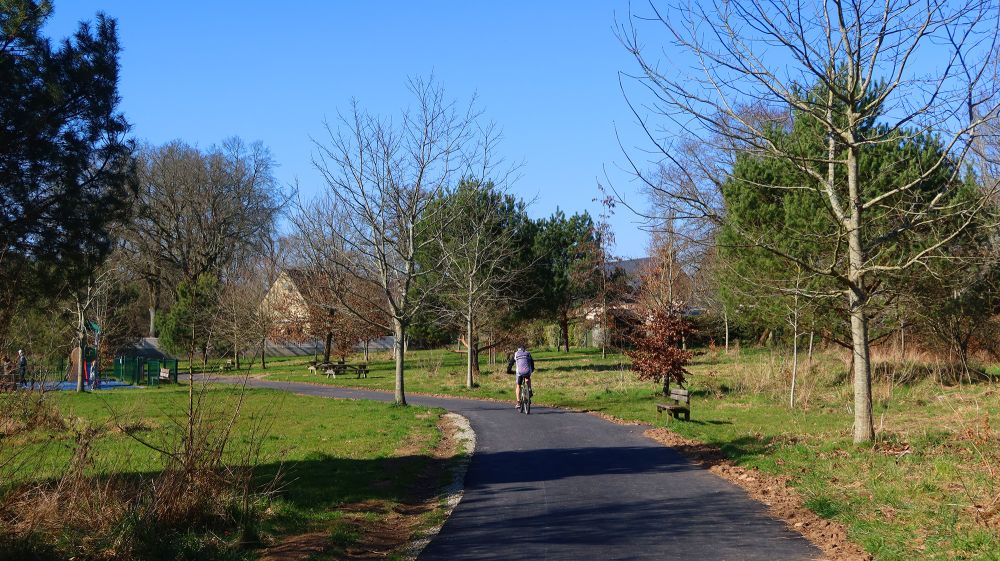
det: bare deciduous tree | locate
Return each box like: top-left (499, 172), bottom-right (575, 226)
top-left (304, 76), bottom-right (482, 405)
top-left (216, 248), bottom-right (284, 371)
top-left (621, 0), bottom-right (1000, 442)
top-left (432, 177), bottom-right (529, 388)
top-left (125, 138), bottom-right (285, 337)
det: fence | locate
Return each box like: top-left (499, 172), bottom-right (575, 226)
top-left (113, 356), bottom-right (179, 386)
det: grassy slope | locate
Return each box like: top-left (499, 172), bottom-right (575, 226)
top-left (8, 385), bottom-right (449, 558)
top-left (247, 347), bottom-right (999, 561)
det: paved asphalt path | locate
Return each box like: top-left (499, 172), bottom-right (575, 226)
top-left (230, 379), bottom-right (822, 561)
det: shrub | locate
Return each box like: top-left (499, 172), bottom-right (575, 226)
top-left (626, 308), bottom-right (695, 393)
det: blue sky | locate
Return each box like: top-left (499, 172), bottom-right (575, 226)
top-left (43, 1), bottom-right (657, 258)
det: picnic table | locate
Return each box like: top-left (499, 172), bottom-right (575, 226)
top-left (311, 361), bottom-right (369, 379)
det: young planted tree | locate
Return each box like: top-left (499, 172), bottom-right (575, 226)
top-left (68, 269), bottom-right (111, 392)
top-left (587, 185), bottom-right (626, 358)
top-left (289, 270), bottom-right (387, 364)
top-left (155, 273), bottom-right (221, 460)
top-left (627, 307), bottom-right (695, 395)
top-left (87, 251), bottom-right (143, 377)
top-left (621, 0), bottom-right (1000, 442)
top-left (215, 252), bottom-right (284, 370)
top-left (157, 274), bottom-right (221, 374)
top-left (430, 179), bottom-right (533, 388)
top-left (305, 76), bottom-right (483, 405)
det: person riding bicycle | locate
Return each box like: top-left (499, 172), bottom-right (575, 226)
top-left (507, 346), bottom-right (534, 409)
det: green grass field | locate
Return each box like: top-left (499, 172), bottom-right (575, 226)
top-left (218, 346), bottom-right (1000, 561)
top-left (1, 384), bottom-right (454, 560)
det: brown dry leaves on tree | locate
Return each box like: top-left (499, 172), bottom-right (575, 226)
top-left (627, 308), bottom-right (694, 390)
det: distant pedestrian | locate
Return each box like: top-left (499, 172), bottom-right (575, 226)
top-left (17, 349), bottom-right (27, 384)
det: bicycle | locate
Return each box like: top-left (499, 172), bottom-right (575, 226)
top-left (517, 378), bottom-right (532, 414)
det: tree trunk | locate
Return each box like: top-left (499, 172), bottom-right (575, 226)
top-left (260, 337), bottom-right (267, 369)
top-left (148, 280), bottom-right (159, 338)
top-left (601, 326), bottom-right (607, 359)
top-left (465, 312), bottom-right (475, 389)
top-left (560, 317), bottom-right (570, 353)
top-left (849, 290), bottom-right (874, 442)
top-left (187, 347), bottom-right (195, 474)
top-left (364, 340), bottom-right (369, 362)
top-left (790, 301), bottom-right (799, 409)
top-left (323, 331), bottom-right (333, 363)
top-left (847, 144), bottom-right (874, 444)
top-left (76, 325), bottom-right (86, 393)
top-left (757, 329), bottom-right (770, 346)
top-left (724, 309), bottom-right (730, 354)
top-left (393, 319), bottom-right (407, 405)
top-left (470, 344), bottom-right (480, 387)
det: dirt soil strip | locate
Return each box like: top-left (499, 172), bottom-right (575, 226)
top-left (403, 413), bottom-right (476, 559)
top-left (258, 412), bottom-right (475, 561)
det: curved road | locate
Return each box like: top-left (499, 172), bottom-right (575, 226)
top-left (237, 379), bottom-right (821, 561)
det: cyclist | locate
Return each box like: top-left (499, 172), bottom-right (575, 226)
top-left (506, 346), bottom-right (534, 409)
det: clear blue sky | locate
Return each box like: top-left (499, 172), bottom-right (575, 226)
top-left (43, 1), bottom-right (655, 258)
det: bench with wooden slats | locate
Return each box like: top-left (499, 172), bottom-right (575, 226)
top-left (656, 387), bottom-right (691, 421)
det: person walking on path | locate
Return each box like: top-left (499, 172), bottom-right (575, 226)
top-left (17, 350), bottom-right (27, 384)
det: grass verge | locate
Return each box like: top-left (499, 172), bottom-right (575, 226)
top-left (0, 384), bottom-right (458, 560)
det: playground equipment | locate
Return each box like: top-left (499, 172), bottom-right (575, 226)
top-left (65, 320), bottom-right (105, 388)
top-left (113, 356), bottom-right (178, 386)
top-left (65, 321), bottom-right (179, 387)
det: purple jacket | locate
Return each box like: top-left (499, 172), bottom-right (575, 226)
top-left (513, 349), bottom-right (534, 375)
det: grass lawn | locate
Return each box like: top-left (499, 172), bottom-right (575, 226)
top-left (2, 384), bottom-right (456, 560)
top-left (230, 345), bottom-right (1000, 561)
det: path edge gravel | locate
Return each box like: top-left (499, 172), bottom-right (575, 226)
top-left (403, 412), bottom-right (476, 560)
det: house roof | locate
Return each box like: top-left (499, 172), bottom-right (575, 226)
top-left (606, 257), bottom-right (650, 277)
top-left (119, 338), bottom-right (176, 360)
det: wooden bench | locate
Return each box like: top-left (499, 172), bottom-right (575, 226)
top-left (656, 387), bottom-right (691, 421)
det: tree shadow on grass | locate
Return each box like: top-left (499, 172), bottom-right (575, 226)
top-left (256, 453), bottom-right (451, 516)
top-left (256, 442), bottom-right (727, 517)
